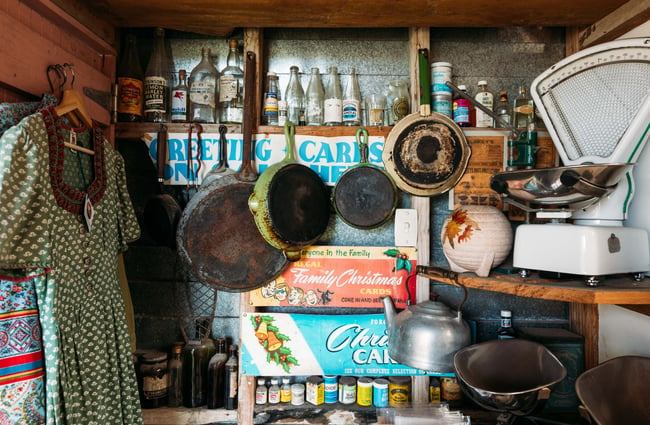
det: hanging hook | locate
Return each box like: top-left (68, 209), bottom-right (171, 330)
top-left (56, 64), bottom-right (67, 94)
top-left (63, 63), bottom-right (75, 89)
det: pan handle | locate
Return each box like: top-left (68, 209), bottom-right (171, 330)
top-left (156, 124), bottom-right (168, 184)
top-left (356, 127), bottom-right (369, 164)
top-left (284, 120), bottom-right (297, 162)
top-left (237, 51), bottom-right (258, 182)
top-left (418, 48), bottom-right (431, 115)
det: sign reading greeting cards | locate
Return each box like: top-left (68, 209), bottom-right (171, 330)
top-left (142, 132), bottom-right (386, 186)
top-left (240, 313), bottom-right (445, 377)
top-left (248, 246), bottom-right (417, 309)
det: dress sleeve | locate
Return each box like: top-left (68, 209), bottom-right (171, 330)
top-left (0, 116), bottom-right (52, 277)
top-left (110, 142), bottom-right (141, 250)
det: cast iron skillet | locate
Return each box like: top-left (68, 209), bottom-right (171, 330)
top-left (248, 121), bottom-right (331, 262)
top-left (176, 51), bottom-right (289, 291)
top-left (332, 127), bottom-right (398, 229)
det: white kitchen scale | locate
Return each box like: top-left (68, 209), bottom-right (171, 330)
top-left (491, 38), bottom-right (650, 286)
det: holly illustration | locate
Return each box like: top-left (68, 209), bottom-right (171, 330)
top-left (384, 248), bottom-right (413, 274)
top-left (251, 314), bottom-right (298, 373)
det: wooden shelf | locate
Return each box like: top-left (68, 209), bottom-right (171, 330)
top-left (430, 271), bottom-right (650, 305)
top-left (142, 406), bottom-right (236, 425)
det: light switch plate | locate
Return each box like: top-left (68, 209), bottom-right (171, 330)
top-left (394, 208), bottom-right (418, 247)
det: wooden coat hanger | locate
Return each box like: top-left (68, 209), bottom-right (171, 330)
top-left (51, 64), bottom-right (95, 155)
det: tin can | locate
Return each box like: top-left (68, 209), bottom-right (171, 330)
top-left (356, 377), bottom-right (373, 406)
top-left (431, 62), bottom-right (453, 95)
top-left (338, 376), bottom-right (357, 404)
top-left (323, 375), bottom-right (338, 404)
top-left (291, 383), bottom-right (305, 405)
top-left (388, 376), bottom-right (411, 408)
top-left (373, 378), bottom-right (389, 407)
top-left (306, 376), bottom-right (324, 405)
top-left (441, 377), bottom-right (463, 408)
top-left (432, 93), bottom-right (452, 117)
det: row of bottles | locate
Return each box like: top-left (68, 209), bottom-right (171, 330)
top-left (117, 28), bottom-right (244, 124)
top-left (137, 336), bottom-right (239, 410)
top-left (449, 81), bottom-right (536, 130)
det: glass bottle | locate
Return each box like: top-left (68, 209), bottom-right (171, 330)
top-left (342, 67), bottom-right (362, 126)
top-left (144, 27), bottom-right (170, 122)
top-left (452, 84), bottom-right (472, 127)
top-left (474, 80), bottom-right (494, 128)
top-left (262, 71), bottom-right (280, 125)
top-left (280, 377), bottom-right (292, 403)
top-left (323, 66), bottom-right (342, 126)
top-left (117, 33), bottom-right (144, 122)
top-left (171, 69), bottom-right (189, 123)
top-left (268, 378), bottom-right (281, 404)
top-left (513, 86), bottom-right (535, 130)
top-left (495, 90), bottom-right (512, 128)
top-left (305, 67), bottom-right (324, 126)
top-left (218, 39), bottom-right (244, 124)
top-left (278, 100), bottom-right (288, 126)
top-left (206, 337), bottom-right (228, 409)
top-left (285, 66), bottom-right (304, 125)
top-left (387, 80), bottom-right (409, 125)
top-left (497, 310), bottom-right (516, 339)
top-left (255, 377), bottom-right (268, 405)
top-left (189, 48), bottom-right (218, 123)
top-left (182, 334), bottom-right (216, 407)
top-left (167, 342), bottom-right (184, 407)
top-left (223, 344), bottom-right (239, 410)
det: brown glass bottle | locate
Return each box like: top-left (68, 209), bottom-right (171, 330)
top-left (223, 344), bottom-right (238, 410)
top-left (206, 338), bottom-right (228, 409)
top-left (117, 33), bottom-right (144, 122)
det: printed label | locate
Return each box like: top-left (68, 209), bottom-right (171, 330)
top-left (144, 76), bottom-right (167, 113)
top-left (219, 75), bottom-right (238, 102)
top-left (117, 77), bottom-right (143, 115)
top-left (189, 81), bottom-right (216, 107)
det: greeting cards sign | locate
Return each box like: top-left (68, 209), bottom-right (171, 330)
top-left (248, 246), bottom-right (416, 309)
top-left (142, 132), bottom-right (386, 186)
top-left (240, 313), bottom-right (446, 377)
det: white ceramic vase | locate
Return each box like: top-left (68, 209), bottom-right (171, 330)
top-left (441, 205), bottom-right (513, 277)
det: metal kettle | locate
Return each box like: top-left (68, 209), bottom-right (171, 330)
top-left (382, 266), bottom-right (471, 373)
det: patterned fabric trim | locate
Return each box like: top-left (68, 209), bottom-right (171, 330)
top-left (41, 107), bottom-right (107, 214)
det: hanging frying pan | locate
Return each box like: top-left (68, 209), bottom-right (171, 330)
top-left (332, 127), bottom-right (398, 229)
top-left (383, 48), bottom-right (471, 197)
top-left (143, 124), bottom-right (182, 248)
top-left (176, 51), bottom-right (289, 292)
top-left (248, 121), bottom-right (331, 262)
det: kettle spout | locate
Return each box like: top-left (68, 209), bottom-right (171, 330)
top-left (382, 296), bottom-right (397, 333)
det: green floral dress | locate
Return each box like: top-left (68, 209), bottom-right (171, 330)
top-left (0, 107), bottom-right (142, 425)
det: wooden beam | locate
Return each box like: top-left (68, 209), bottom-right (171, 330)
top-left (579, 0), bottom-right (650, 48)
top-left (570, 303), bottom-right (599, 369)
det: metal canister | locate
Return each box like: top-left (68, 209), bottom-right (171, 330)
top-left (323, 375), bottom-right (338, 404)
top-left (338, 376), bottom-right (357, 405)
top-left (388, 376), bottom-right (411, 408)
top-left (431, 62), bottom-right (453, 95)
top-left (137, 350), bottom-right (169, 409)
top-left (432, 93), bottom-right (452, 117)
top-left (356, 377), bottom-right (373, 406)
top-left (373, 378), bottom-right (389, 407)
top-left (305, 376), bottom-right (324, 405)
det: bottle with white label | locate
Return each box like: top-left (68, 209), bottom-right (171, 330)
top-left (219, 39), bottom-right (244, 124)
top-left (268, 378), bottom-right (281, 404)
top-left (342, 67), bottom-right (362, 126)
top-left (262, 71), bottom-right (280, 125)
top-left (171, 69), bottom-right (188, 123)
top-left (475, 80), bottom-right (494, 128)
top-left (323, 66), bottom-right (342, 126)
top-left (189, 48), bottom-right (218, 123)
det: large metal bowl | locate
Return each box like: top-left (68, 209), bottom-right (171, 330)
top-left (490, 163), bottom-right (634, 206)
top-left (576, 355), bottom-right (650, 425)
top-left (454, 339), bottom-right (567, 417)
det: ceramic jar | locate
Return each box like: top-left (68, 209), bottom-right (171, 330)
top-left (441, 205), bottom-right (513, 277)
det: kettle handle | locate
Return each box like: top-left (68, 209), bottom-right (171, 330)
top-left (416, 265), bottom-right (468, 313)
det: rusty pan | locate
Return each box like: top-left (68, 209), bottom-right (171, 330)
top-left (382, 48), bottom-right (470, 197)
top-left (176, 51), bottom-right (289, 291)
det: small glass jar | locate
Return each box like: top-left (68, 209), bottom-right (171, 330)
top-left (138, 350), bottom-right (169, 409)
top-left (387, 80), bottom-right (410, 125)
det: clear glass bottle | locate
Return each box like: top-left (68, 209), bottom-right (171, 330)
top-left (189, 48), bottom-right (218, 123)
top-left (171, 69), bottom-right (189, 123)
top-left (117, 33), bottom-right (144, 122)
top-left (474, 80), bottom-right (494, 128)
top-left (323, 66), bottom-right (342, 126)
top-left (144, 27), bottom-right (170, 122)
top-left (262, 71), bottom-right (280, 125)
top-left (342, 67), bottom-right (362, 126)
top-left (268, 378), bottom-right (281, 404)
top-left (278, 100), bottom-right (288, 126)
top-left (305, 67), bottom-right (324, 126)
top-left (387, 80), bottom-right (409, 125)
top-left (497, 310), bottom-right (516, 339)
top-left (285, 66), bottom-right (304, 125)
top-left (452, 84), bottom-right (472, 127)
top-left (255, 377), bottom-right (268, 405)
top-left (513, 86), bottom-right (535, 130)
top-left (495, 90), bottom-right (512, 128)
top-left (223, 344), bottom-right (238, 410)
top-left (218, 39), bottom-right (244, 124)
top-left (167, 342), bottom-right (184, 407)
top-left (206, 337), bottom-right (228, 409)
top-left (280, 377), bottom-right (292, 403)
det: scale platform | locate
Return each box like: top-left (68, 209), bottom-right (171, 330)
top-left (513, 223), bottom-right (650, 285)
